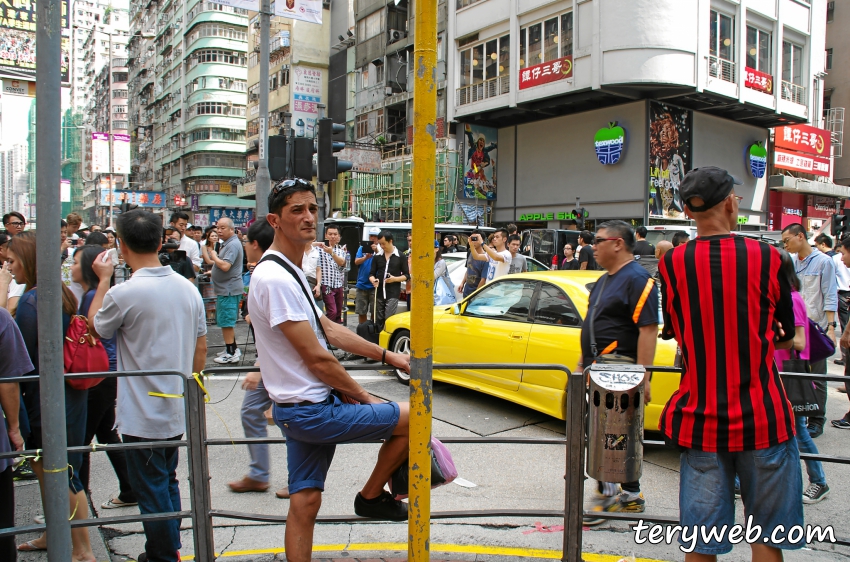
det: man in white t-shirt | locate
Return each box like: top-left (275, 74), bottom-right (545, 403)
top-left (469, 227), bottom-right (511, 283)
top-left (89, 209), bottom-right (207, 562)
top-left (170, 211), bottom-right (202, 272)
top-left (250, 178), bottom-right (411, 562)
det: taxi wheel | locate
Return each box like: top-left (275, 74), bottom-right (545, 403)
top-left (391, 329), bottom-right (411, 385)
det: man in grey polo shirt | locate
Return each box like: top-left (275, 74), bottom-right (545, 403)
top-left (89, 209), bottom-right (207, 562)
top-left (210, 216), bottom-right (245, 364)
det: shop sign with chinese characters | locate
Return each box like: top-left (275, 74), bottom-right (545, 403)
top-left (210, 208), bottom-right (254, 228)
top-left (99, 190), bottom-right (166, 208)
top-left (744, 67), bottom-right (773, 94)
top-left (519, 56), bottom-right (573, 90)
top-left (774, 149), bottom-right (830, 177)
top-left (775, 124), bottom-right (831, 157)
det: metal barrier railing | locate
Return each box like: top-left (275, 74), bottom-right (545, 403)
top-left (3, 364), bottom-right (849, 558)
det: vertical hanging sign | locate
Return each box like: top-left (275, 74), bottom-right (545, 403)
top-left (91, 132), bottom-right (110, 174)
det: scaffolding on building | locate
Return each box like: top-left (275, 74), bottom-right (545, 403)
top-left (339, 147), bottom-right (491, 225)
top-left (826, 107), bottom-right (845, 159)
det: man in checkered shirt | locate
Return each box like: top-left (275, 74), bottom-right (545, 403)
top-left (317, 225), bottom-right (348, 323)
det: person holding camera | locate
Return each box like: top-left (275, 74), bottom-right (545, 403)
top-left (369, 231), bottom-right (410, 328)
top-left (469, 228), bottom-right (511, 284)
top-left (160, 228), bottom-right (196, 280)
top-left (317, 225), bottom-right (347, 324)
top-left (355, 228), bottom-right (381, 324)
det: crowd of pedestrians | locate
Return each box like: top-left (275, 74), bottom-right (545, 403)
top-left (3, 165), bottom-right (850, 562)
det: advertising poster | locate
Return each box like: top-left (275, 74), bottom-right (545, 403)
top-left (208, 0), bottom-right (259, 9)
top-left (112, 134), bottom-right (131, 174)
top-left (0, 0), bottom-right (71, 83)
top-left (775, 124), bottom-right (831, 158)
top-left (459, 123), bottom-right (497, 201)
top-left (61, 180), bottom-right (71, 203)
top-left (210, 208), bottom-right (254, 228)
top-left (91, 132), bottom-right (110, 174)
top-left (648, 101), bottom-right (691, 219)
top-left (274, 0), bottom-right (322, 24)
top-left (291, 65), bottom-right (324, 138)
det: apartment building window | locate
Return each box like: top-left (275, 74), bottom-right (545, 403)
top-left (356, 113), bottom-right (368, 139)
top-left (185, 152), bottom-right (245, 168)
top-left (825, 47), bottom-right (833, 70)
top-left (459, 34), bottom-right (510, 88)
top-left (187, 23), bottom-right (248, 46)
top-left (113, 89), bottom-right (128, 98)
top-left (191, 49), bottom-right (247, 67)
top-left (781, 40), bottom-right (805, 104)
top-left (187, 127), bottom-right (245, 143)
top-left (189, 101), bottom-right (247, 117)
top-left (113, 72), bottom-right (128, 82)
top-left (746, 26), bottom-right (771, 72)
top-left (827, 1), bottom-right (834, 23)
top-left (519, 12), bottom-right (572, 69)
top-left (376, 109), bottom-right (384, 135)
top-left (782, 41), bottom-right (803, 85)
top-left (247, 118), bottom-right (259, 137)
top-left (709, 10), bottom-right (735, 62)
top-left (375, 63), bottom-right (384, 85)
top-left (357, 10), bottom-right (384, 42)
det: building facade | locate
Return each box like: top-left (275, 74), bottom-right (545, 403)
top-left (448, 0), bottom-right (835, 229)
top-left (824, 0), bottom-right (847, 186)
top-left (0, 144), bottom-right (29, 219)
top-left (127, 0), bottom-right (251, 228)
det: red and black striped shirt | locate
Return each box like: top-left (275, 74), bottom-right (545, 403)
top-left (658, 234), bottom-right (796, 452)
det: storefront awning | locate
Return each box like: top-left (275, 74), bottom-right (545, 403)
top-left (198, 194), bottom-right (255, 208)
top-left (768, 175), bottom-right (850, 199)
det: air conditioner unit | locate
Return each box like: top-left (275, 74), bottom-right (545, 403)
top-left (388, 29), bottom-right (404, 43)
top-left (249, 93), bottom-right (259, 101)
top-left (385, 87), bottom-right (393, 96)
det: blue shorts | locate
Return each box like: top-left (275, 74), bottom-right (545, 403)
top-left (272, 394), bottom-right (400, 494)
top-left (216, 295), bottom-right (241, 327)
top-left (679, 438), bottom-right (803, 555)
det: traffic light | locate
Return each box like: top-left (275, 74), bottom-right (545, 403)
top-left (316, 118), bottom-right (352, 183)
top-left (292, 136), bottom-right (316, 179)
top-left (569, 208), bottom-right (589, 221)
top-left (267, 134), bottom-right (288, 181)
top-left (832, 213), bottom-right (850, 239)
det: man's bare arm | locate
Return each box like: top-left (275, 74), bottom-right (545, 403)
top-left (637, 324), bottom-right (658, 404)
top-left (321, 317), bottom-right (409, 372)
top-left (193, 335), bottom-right (208, 375)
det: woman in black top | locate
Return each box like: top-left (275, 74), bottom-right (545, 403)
top-left (559, 243), bottom-right (580, 270)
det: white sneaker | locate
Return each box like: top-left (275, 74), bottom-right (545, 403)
top-left (216, 350), bottom-right (228, 357)
top-left (214, 349), bottom-right (242, 364)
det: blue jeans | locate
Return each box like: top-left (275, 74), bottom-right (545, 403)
top-left (123, 434), bottom-right (183, 562)
top-left (679, 438), bottom-right (803, 555)
top-left (795, 415), bottom-right (826, 485)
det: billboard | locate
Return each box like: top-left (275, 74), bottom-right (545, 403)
top-left (775, 124), bottom-right (831, 158)
top-left (210, 208), bottom-right (254, 227)
top-left (459, 123), bottom-right (497, 201)
top-left (648, 101), bottom-right (691, 219)
top-left (291, 65), bottom-right (324, 139)
top-left (519, 56), bottom-right (573, 90)
top-left (91, 132), bottom-right (110, 174)
top-left (0, 0), bottom-right (71, 83)
top-left (208, 0), bottom-right (322, 24)
top-left (112, 133), bottom-right (131, 174)
top-left (774, 149), bottom-right (831, 177)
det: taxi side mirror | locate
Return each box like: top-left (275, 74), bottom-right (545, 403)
top-left (452, 304), bottom-right (461, 315)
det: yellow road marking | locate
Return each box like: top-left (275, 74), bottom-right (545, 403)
top-left (180, 541), bottom-right (670, 561)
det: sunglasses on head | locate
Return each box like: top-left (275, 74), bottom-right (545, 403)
top-left (268, 178), bottom-right (315, 208)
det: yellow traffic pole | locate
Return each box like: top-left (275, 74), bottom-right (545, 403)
top-left (409, 0), bottom-right (437, 559)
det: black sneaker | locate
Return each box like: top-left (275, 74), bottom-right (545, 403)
top-left (354, 491), bottom-right (408, 521)
top-left (136, 554), bottom-right (148, 562)
top-left (807, 423), bottom-right (824, 439)
top-left (834, 359), bottom-right (845, 366)
top-left (803, 482), bottom-right (830, 504)
top-left (831, 417), bottom-right (850, 429)
top-left (12, 459), bottom-right (36, 481)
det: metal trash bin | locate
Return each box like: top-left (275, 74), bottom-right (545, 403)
top-left (586, 364), bottom-right (646, 483)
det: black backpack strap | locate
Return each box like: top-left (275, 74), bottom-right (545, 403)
top-left (258, 254), bottom-right (328, 343)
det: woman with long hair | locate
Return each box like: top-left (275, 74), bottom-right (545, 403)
top-left (201, 227), bottom-right (220, 270)
top-left (7, 231), bottom-right (96, 560)
top-left (72, 245), bottom-right (137, 510)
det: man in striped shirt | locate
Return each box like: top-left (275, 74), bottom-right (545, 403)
top-left (659, 166), bottom-right (801, 559)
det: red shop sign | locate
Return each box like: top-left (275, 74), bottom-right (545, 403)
top-left (744, 67), bottom-right (773, 94)
top-left (774, 148), bottom-right (831, 177)
top-left (775, 124), bottom-right (832, 157)
top-left (519, 56), bottom-right (573, 90)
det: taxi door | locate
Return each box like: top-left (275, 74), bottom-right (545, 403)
top-left (434, 279), bottom-right (537, 392)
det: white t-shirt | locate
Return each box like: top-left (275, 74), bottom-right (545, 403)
top-left (249, 250), bottom-right (331, 403)
top-left (485, 248), bottom-right (512, 283)
top-left (179, 234), bottom-right (202, 268)
top-left (61, 248), bottom-right (85, 304)
top-left (94, 266), bottom-right (206, 439)
top-left (7, 278), bottom-right (24, 301)
top-left (302, 246), bottom-right (321, 279)
top-left (834, 253), bottom-right (850, 292)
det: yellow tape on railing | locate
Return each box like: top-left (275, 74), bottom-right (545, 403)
top-left (148, 372), bottom-right (209, 402)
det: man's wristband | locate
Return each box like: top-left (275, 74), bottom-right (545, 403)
top-left (382, 349), bottom-right (387, 365)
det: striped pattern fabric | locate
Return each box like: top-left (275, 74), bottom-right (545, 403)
top-left (658, 234), bottom-right (796, 452)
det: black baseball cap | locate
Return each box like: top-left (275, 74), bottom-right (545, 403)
top-left (679, 166), bottom-right (742, 212)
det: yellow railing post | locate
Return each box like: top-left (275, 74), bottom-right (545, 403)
top-left (409, 0), bottom-right (437, 559)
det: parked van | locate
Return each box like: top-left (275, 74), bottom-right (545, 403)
top-left (520, 229), bottom-right (582, 269)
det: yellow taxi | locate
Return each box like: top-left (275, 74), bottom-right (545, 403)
top-left (378, 270), bottom-right (679, 431)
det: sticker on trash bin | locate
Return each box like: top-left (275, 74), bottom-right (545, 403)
top-left (605, 433), bottom-right (628, 450)
top-left (589, 365), bottom-right (646, 391)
